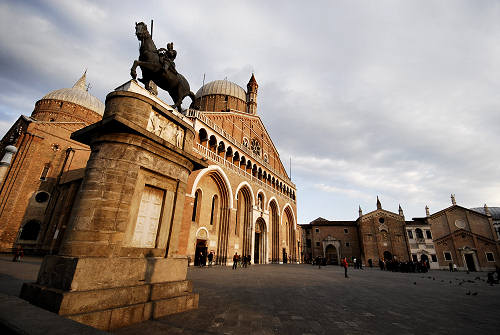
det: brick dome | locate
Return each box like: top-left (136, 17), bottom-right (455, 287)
top-left (195, 80), bottom-right (246, 102)
top-left (42, 72), bottom-right (104, 115)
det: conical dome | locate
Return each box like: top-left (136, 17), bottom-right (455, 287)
top-left (42, 72), bottom-right (105, 115)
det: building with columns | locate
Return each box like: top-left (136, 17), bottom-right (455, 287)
top-left (0, 72), bottom-right (299, 265)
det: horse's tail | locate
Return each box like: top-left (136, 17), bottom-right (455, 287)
top-left (188, 91), bottom-right (198, 109)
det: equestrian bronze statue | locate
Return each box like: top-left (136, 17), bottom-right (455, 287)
top-left (130, 22), bottom-right (196, 113)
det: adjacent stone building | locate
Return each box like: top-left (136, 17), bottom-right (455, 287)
top-left (427, 197), bottom-right (499, 271)
top-left (406, 217), bottom-right (439, 269)
top-left (0, 73), bottom-right (299, 265)
top-left (301, 198), bottom-right (409, 266)
top-left (301, 196), bottom-right (500, 271)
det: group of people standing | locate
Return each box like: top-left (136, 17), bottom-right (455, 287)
top-left (378, 258), bottom-right (429, 273)
top-left (232, 252), bottom-right (252, 269)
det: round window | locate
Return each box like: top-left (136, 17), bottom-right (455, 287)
top-left (455, 219), bottom-right (466, 229)
top-left (35, 191), bottom-right (50, 203)
top-left (379, 217), bottom-right (385, 224)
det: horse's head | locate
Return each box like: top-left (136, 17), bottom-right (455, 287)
top-left (135, 22), bottom-right (149, 40)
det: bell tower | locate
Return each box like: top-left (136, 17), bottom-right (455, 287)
top-left (246, 73), bottom-right (258, 115)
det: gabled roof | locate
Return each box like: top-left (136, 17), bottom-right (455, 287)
top-left (199, 110), bottom-right (290, 181)
top-left (429, 204), bottom-right (488, 219)
top-left (306, 217), bottom-right (357, 226)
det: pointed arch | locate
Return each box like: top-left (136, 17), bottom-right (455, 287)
top-left (269, 199), bottom-right (280, 263)
top-left (189, 165), bottom-right (234, 209)
top-left (235, 183), bottom-right (254, 257)
top-left (282, 203), bottom-right (297, 262)
top-left (234, 181), bottom-right (255, 207)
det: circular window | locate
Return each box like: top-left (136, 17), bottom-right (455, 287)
top-left (251, 139), bottom-right (261, 155)
top-left (35, 191), bottom-right (50, 203)
top-left (455, 219), bottom-right (466, 229)
top-left (378, 218), bottom-right (385, 224)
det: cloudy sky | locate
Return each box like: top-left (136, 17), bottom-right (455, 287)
top-left (1, 0), bottom-right (499, 224)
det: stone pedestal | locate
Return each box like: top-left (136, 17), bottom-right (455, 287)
top-left (20, 81), bottom-right (206, 330)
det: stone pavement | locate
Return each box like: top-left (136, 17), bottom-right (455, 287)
top-left (116, 264), bottom-right (500, 335)
top-left (1, 256), bottom-right (499, 334)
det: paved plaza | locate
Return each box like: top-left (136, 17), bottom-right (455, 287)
top-left (1, 256), bottom-right (499, 334)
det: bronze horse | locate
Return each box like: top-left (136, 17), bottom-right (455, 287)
top-left (130, 22), bottom-right (195, 113)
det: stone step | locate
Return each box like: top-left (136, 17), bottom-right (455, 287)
top-left (20, 279), bottom-right (194, 316)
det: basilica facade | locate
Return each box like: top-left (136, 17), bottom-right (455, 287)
top-left (0, 72), bottom-right (298, 265)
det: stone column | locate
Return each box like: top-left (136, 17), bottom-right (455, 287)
top-left (20, 81), bottom-right (207, 331)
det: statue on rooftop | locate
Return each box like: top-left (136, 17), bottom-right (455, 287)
top-left (130, 22), bottom-right (195, 113)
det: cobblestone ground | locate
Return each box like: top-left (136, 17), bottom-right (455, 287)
top-left (117, 264), bottom-right (500, 335)
top-left (1, 256), bottom-right (499, 334)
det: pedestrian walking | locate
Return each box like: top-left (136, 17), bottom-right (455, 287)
top-left (208, 251), bottom-right (214, 266)
top-left (232, 252), bottom-right (239, 270)
top-left (342, 257), bottom-right (349, 278)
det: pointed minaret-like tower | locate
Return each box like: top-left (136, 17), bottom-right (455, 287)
top-left (359, 205), bottom-right (363, 217)
top-left (425, 205), bottom-right (430, 217)
top-left (376, 196), bottom-right (382, 210)
top-left (398, 204), bottom-right (404, 217)
top-left (246, 73), bottom-right (258, 115)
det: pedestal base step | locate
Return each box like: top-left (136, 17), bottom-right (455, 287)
top-left (20, 280), bottom-right (198, 331)
top-left (67, 292), bottom-right (198, 331)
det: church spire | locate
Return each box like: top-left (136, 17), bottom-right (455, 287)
top-left (376, 196), bottom-right (382, 210)
top-left (72, 70), bottom-right (87, 91)
top-left (398, 204), bottom-right (404, 216)
top-left (359, 205), bottom-right (363, 217)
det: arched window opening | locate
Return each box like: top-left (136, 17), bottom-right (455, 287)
top-left (19, 220), bottom-right (41, 241)
top-left (415, 228), bottom-right (424, 239)
top-left (233, 151), bottom-right (240, 163)
top-left (217, 141), bottom-right (225, 153)
top-left (210, 195), bottom-right (219, 226)
top-left (246, 160), bottom-right (252, 171)
top-left (226, 146), bottom-right (233, 159)
top-left (208, 135), bottom-right (217, 150)
top-left (240, 156), bottom-right (246, 167)
top-left (192, 189), bottom-right (202, 222)
top-left (258, 193), bottom-right (264, 210)
top-left (198, 128), bottom-right (208, 143)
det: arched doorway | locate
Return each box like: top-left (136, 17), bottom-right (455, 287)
top-left (254, 218), bottom-right (267, 264)
top-left (383, 251), bottom-right (392, 261)
top-left (194, 240), bottom-right (207, 266)
top-left (420, 254), bottom-right (430, 268)
top-left (325, 244), bottom-right (338, 265)
top-left (236, 185), bottom-right (253, 259)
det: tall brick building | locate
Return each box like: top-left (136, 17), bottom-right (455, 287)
top-left (0, 73), bottom-right (299, 265)
top-left (0, 72), bottom-right (103, 252)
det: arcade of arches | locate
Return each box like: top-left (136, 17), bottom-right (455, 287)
top-left (181, 167), bottom-right (298, 266)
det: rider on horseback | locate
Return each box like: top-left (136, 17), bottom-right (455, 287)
top-left (158, 42), bottom-right (178, 75)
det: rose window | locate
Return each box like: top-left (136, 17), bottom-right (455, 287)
top-left (251, 139), bottom-right (261, 155)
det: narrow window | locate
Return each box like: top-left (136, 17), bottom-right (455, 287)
top-left (192, 191), bottom-right (199, 222)
top-left (431, 254), bottom-right (437, 262)
top-left (344, 228), bottom-right (348, 234)
top-left (407, 230), bottom-right (414, 239)
top-left (210, 195), bottom-right (218, 226)
top-left (345, 242), bottom-right (350, 247)
top-left (444, 252), bottom-right (452, 261)
top-left (425, 230), bottom-right (432, 239)
top-left (315, 227), bottom-right (319, 233)
top-left (40, 163), bottom-right (50, 181)
top-left (486, 252), bottom-right (495, 262)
